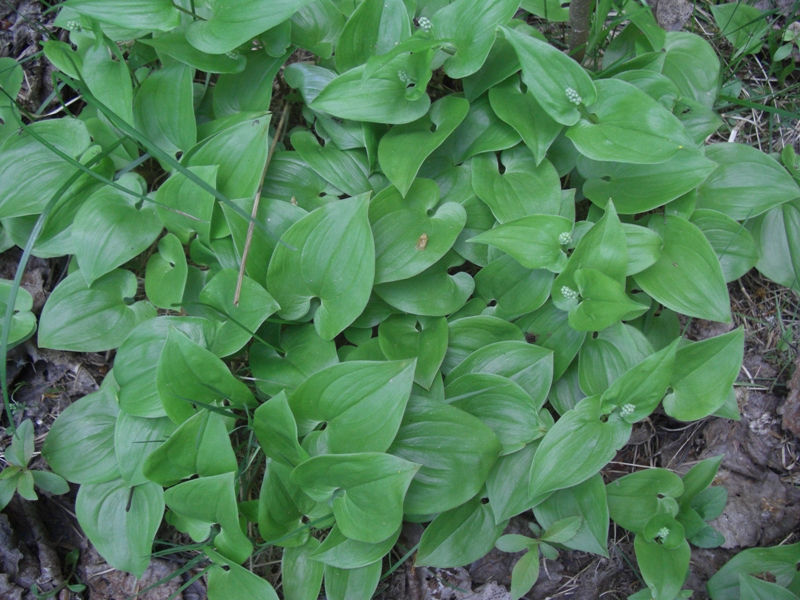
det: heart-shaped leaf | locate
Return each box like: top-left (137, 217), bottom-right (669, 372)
top-left (378, 96), bottom-right (469, 196)
top-left (267, 194), bottom-right (375, 340)
top-left (370, 178), bottom-right (466, 283)
top-left (76, 479), bottom-right (164, 577)
top-left (567, 79), bottom-right (695, 164)
top-left (291, 453), bottom-right (420, 543)
top-left (289, 360), bottom-right (416, 454)
top-left (633, 215), bottom-right (730, 323)
top-left (471, 145), bottom-right (563, 222)
top-left (501, 25), bottom-right (596, 125)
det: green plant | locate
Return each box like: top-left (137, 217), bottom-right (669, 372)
top-left (707, 542), bottom-right (800, 599)
top-left (0, 1), bottom-right (799, 599)
top-left (0, 419), bottom-right (69, 510)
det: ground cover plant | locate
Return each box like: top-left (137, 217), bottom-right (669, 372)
top-left (0, 0), bottom-right (799, 598)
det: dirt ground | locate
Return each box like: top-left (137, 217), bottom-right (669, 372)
top-left (1, 1), bottom-right (799, 599)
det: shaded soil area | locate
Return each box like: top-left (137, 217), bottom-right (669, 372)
top-left (1, 1), bottom-right (800, 599)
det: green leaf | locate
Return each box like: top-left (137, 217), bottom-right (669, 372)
top-left (607, 469), bottom-right (683, 534)
top-left (416, 498), bottom-right (507, 567)
top-left (184, 115), bottom-right (271, 201)
top-left (31, 470), bottom-right (69, 496)
top-left (81, 39), bottom-right (134, 126)
top-left (324, 561), bottom-right (382, 600)
top-left (38, 269), bottom-right (154, 352)
top-left (599, 339), bottom-right (679, 423)
top-left (282, 538), bottom-right (325, 600)
top-left (290, 130), bottom-right (371, 197)
top-left (552, 202), bottom-right (627, 312)
top-left (691, 209), bottom-right (758, 282)
top-left (144, 234), bottom-right (188, 310)
top-left (696, 143), bottom-right (800, 220)
top-left (196, 268), bottom-right (279, 357)
top-left (291, 453), bottom-right (420, 543)
top-left (257, 460), bottom-right (309, 547)
top-left (311, 53), bottom-right (432, 124)
top-left (471, 146), bottom-right (563, 223)
top-left (567, 79), bottom-right (694, 163)
top-left (509, 549), bottom-right (540, 600)
top-left (336, 0), bottom-right (411, 71)
top-left (140, 29), bottom-right (246, 73)
top-left (486, 443), bottom-right (539, 523)
top-left (0, 478), bottom-right (15, 511)
top-left (501, 25), bottom-right (596, 125)
top-left (370, 178), bottom-right (466, 284)
top-left (445, 374), bottom-right (547, 455)
top-left (431, 0), bottom-right (521, 78)
top-left (42, 385), bottom-right (119, 483)
top-left (378, 96), bottom-right (469, 196)
top-left (0, 118), bottom-right (91, 219)
top-left (437, 94), bottom-right (520, 163)
top-left (165, 472), bottom-right (253, 563)
top-left (389, 395), bottom-right (500, 514)
top-left (516, 301), bottom-right (586, 379)
top-left (378, 316), bottom-right (448, 389)
top-left (708, 543), bottom-right (800, 600)
top-left (0, 281), bottom-right (35, 349)
top-left (214, 50), bottom-right (286, 118)
top-left (622, 223), bottom-right (662, 276)
top-left (76, 479), bottom-right (164, 577)
top-left (249, 324), bottom-right (338, 397)
top-left (374, 253), bottom-right (474, 317)
top-left (207, 563), bottom-right (279, 600)
top-left (739, 574), bottom-right (800, 600)
top-left (751, 201), bottom-right (800, 291)
top-left (569, 268), bottom-right (649, 332)
top-left (534, 474), bottom-right (608, 556)
top-left (134, 63), bottom-right (196, 156)
top-left (488, 75), bottom-right (563, 165)
top-left (711, 3), bottom-right (769, 56)
top-left (253, 392), bottom-right (309, 467)
top-left (65, 0), bottom-right (180, 30)
top-left (634, 535), bottom-right (690, 600)
top-left (115, 316), bottom-right (212, 417)
top-left (312, 525), bottom-right (400, 569)
top-left (289, 360), bottom-right (415, 453)
top-left (156, 328), bottom-right (255, 423)
top-left (114, 412), bottom-right (175, 486)
top-left (7, 419), bottom-right (33, 467)
top-left (71, 187), bottom-right (162, 285)
top-left (530, 396), bottom-right (631, 497)
top-left (448, 340), bottom-right (553, 410)
top-left (520, 0), bottom-right (569, 20)
top-left (663, 328), bottom-right (744, 421)
top-left (680, 455), bottom-right (723, 508)
top-left (443, 315), bottom-right (524, 374)
top-left (154, 165), bottom-right (216, 245)
top-left (579, 149), bottom-right (717, 214)
top-left (186, 0), bottom-right (316, 54)
top-left (578, 323), bottom-right (654, 396)
top-left (633, 215), bottom-right (731, 323)
top-left (142, 411), bottom-right (237, 485)
top-left (474, 256), bottom-right (553, 320)
top-left (661, 32), bottom-right (720, 107)
top-left (540, 515), bottom-right (583, 543)
top-left (267, 195), bottom-right (375, 340)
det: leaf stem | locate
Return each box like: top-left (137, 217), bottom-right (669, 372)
top-left (234, 103), bottom-right (289, 306)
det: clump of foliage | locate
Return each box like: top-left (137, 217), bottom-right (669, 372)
top-left (1, 1), bottom-right (799, 599)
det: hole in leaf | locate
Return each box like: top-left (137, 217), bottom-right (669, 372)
top-left (487, 299), bottom-right (497, 307)
top-left (657, 493), bottom-right (665, 499)
top-left (525, 333), bottom-right (537, 343)
top-left (430, 122), bottom-right (438, 133)
top-left (480, 497), bottom-right (489, 504)
top-left (591, 331), bottom-right (599, 339)
top-left (599, 414), bottom-right (609, 423)
top-left (495, 152), bottom-right (506, 174)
